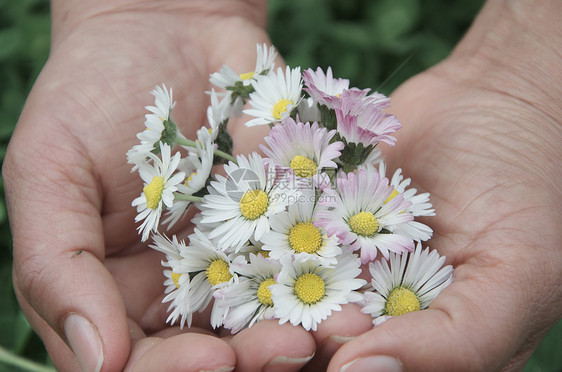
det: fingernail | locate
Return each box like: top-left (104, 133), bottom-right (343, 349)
top-left (340, 355), bottom-right (403, 372)
top-left (264, 353), bottom-right (315, 372)
top-left (64, 314), bottom-right (104, 372)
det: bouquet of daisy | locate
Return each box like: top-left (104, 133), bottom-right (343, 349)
top-left (126, 44), bottom-right (454, 333)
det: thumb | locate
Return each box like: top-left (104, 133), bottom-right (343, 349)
top-left (4, 127), bottom-right (130, 371)
top-left (326, 271), bottom-right (530, 372)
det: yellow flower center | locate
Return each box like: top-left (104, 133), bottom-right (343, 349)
top-left (206, 259), bottom-right (232, 286)
top-left (272, 99), bottom-right (292, 120)
top-left (294, 273), bottom-right (325, 305)
top-left (255, 250), bottom-right (270, 258)
top-left (171, 272), bottom-right (181, 289)
top-left (385, 287), bottom-right (421, 316)
top-left (290, 155), bottom-right (318, 178)
top-left (384, 189), bottom-right (400, 204)
top-left (143, 176), bottom-right (164, 210)
top-left (185, 172), bottom-right (196, 186)
top-left (349, 211), bottom-right (379, 236)
top-left (239, 71), bottom-right (255, 80)
top-left (289, 222), bottom-right (323, 254)
top-left (257, 278), bottom-right (276, 306)
top-left (239, 190), bottom-right (269, 220)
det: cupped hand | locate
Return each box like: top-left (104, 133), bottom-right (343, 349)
top-left (3, 1), bottom-right (317, 371)
top-left (6, 0), bottom-right (561, 371)
top-left (322, 1), bottom-right (562, 371)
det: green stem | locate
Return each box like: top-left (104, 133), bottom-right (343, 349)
top-left (214, 149), bottom-right (237, 163)
top-left (175, 137), bottom-right (237, 163)
top-left (174, 137), bottom-right (197, 148)
top-left (0, 345), bottom-right (56, 372)
top-left (174, 193), bottom-right (203, 203)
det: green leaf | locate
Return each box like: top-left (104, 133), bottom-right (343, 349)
top-left (0, 28), bottom-right (22, 61)
top-left (13, 313), bottom-right (32, 354)
top-left (319, 105), bottom-right (337, 131)
top-left (213, 121), bottom-right (233, 165)
top-left (370, 0), bottom-right (421, 45)
top-left (0, 264), bottom-right (17, 350)
top-left (524, 320), bottom-right (562, 372)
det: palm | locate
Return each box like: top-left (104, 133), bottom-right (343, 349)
top-left (325, 65), bottom-right (562, 370)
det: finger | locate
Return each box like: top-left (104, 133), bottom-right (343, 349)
top-left (21, 300), bottom-right (235, 372)
top-left (5, 134), bottom-right (130, 371)
top-left (14, 288), bottom-right (82, 372)
top-left (303, 304), bottom-right (373, 372)
top-left (13, 248), bottom-right (130, 372)
top-left (108, 318), bottom-right (234, 372)
top-left (327, 269), bottom-right (527, 372)
top-left (227, 320), bottom-right (316, 372)
top-left (126, 333), bottom-right (236, 372)
top-left (149, 325), bottom-right (215, 339)
top-left (104, 248), bottom-right (165, 322)
top-left (16, 284), bottom-right (147, 372)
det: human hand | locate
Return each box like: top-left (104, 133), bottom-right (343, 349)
top-left (3, 1), bottom-right (320, 371)
top-left (7, 0), bottom-right (561, 371)
top-left (321, 0), bottom-right (562, 370)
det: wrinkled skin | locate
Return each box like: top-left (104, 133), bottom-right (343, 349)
top-left (3, 0), bottom-right (561, 371)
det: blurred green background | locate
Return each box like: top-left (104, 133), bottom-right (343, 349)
top-left (0, 0), bottom-right (560, 371)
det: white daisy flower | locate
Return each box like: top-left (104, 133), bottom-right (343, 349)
top-left (182, 133), bottom-right (214, 193)
top-left (271, 254), bottom-right (366, 331)
top-left (210, 43), bottom-right (278, 89)
top-left (244, 66), bottom-right (303, 127)
top-left (260, 117), bottom-right (344, 179)
top-left (213, 253), bottom-right (282, 333)
top-left (207, 89), bottom-right (231, 141)
top-left (315, 169), bottom-right (415, 263)
top-left (376, 162), bottom-right (435, 218)
top-left (127, 84), bottom-right (178, 167)
top-left (179, 229), bottom-right (238, 328)
top-left (147, 84), bottom-right (175, 120)
top-left (198, 152), bottom-right (300, 251)
top-left (209, 65), bottom-right (240, 91)
top-left (163, 133), bottom-right (214, 229)
top-left (365, 162), bottom-right (435, 241)
top-left (150, 234), bottom-right (193, 329)
top-left (361, 243), bottom-right (454, 326)
top-left (261, 192), bottom-right (341, 267)
top-left (334, 89), bottom-right (400, 148)
top-left (254, 43), bottom-right (278, 77)
top-left (302, 66), bottom-right (350, 108)
top-left (132, 142), bottom-right (184, 241)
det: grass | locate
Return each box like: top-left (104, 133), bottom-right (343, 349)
top-left (0, 0), bottom-right (560, 371)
